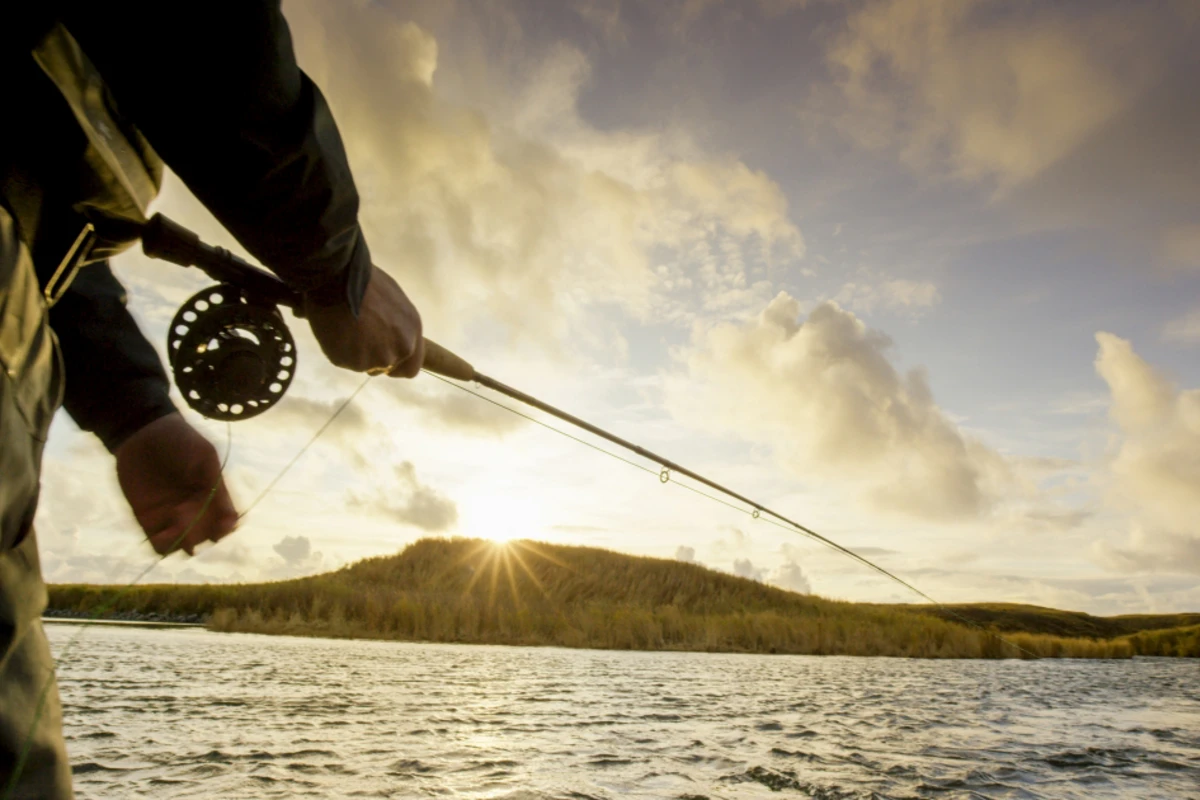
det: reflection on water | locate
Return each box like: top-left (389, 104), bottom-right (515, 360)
top-left (47, 625), bottom-right (1200, 799)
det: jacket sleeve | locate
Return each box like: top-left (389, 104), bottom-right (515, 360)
top-left (49, 262), bottom-right (177, 452)
top-left (60, 0), bottom-right (371, 311)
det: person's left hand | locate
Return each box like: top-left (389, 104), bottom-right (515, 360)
top-left (114, 413), bottom-right (239, 555)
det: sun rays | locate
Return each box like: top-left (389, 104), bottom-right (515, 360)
top-left (457, 539), bottom-right (562, 611)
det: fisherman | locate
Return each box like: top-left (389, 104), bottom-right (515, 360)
top-left (2, 5), bottom-right (424, 796)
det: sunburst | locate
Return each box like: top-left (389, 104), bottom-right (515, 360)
top-left (456, 539), bottom-right (559, 611)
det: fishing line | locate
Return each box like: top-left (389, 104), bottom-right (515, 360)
top-left (238, 374), bottom-right (375, 521)
top-left (426, 371), bottom-right (1037, 659)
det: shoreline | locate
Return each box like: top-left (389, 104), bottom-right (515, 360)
top-left (43, 608), bottom-right (205, 629)
top-left (41, 607), bottom-right (1197, 660)
top-left (40, 618), bottom-right (1194, 661)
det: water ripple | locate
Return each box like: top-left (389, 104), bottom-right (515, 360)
top-left (46, 624), bottom-right (1200, 799)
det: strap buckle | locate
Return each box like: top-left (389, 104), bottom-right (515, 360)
top-left (43, 222), bottom-right (96, 307)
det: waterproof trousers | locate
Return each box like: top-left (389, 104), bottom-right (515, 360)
top-left (0, 205), bottom-right (72, 799)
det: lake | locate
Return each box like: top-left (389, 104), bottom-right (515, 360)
top-left (46, 624), bottom-right (1200, 799)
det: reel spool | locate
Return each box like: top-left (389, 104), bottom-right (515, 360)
top-left (168, 284), bottom-right (296, 421)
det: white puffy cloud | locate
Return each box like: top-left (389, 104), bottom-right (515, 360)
top-left (675, 545), bottom-right (697, 563)
top-left (732, 558), bottom-right (767, 581)
top-left (670, 292), bottom-right (1014, 520)
top-left (273, 535), bottom-right (313, 566)
top-left (261, 534), bottom-right (329, 580)
top-left (1092, 333), bottom-right (1200, 572)
top-left (769, 557), bottom-right (812, 595)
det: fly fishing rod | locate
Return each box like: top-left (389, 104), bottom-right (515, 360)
top-left (139, 213), bottom-right (936, 605)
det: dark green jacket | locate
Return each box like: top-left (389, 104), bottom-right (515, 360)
top-left (2, 1), bottom-right (372, 450)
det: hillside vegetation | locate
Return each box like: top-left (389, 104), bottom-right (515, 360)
top-left (47, 538), bottom-right (1199, 659)
top-left (906, 602), bottom-right (1200, 639)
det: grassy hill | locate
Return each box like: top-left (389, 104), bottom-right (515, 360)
top-left (899, 602), bottom-right (1200, 639)
top-left (47, 537), bottom-right (1200, 659)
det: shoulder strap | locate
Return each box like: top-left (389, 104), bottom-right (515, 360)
top-left (31, 24), bottom-right (163, 259)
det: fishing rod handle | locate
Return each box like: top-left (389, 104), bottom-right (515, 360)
top-left (141, 214), bottom-right (302, 308)
top-left (422, 339), bottom-right (476, 381)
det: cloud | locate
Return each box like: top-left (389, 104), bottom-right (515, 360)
top-left (273, 535), bottom-right (313, 566)
top-left (264, 395), bottom-right (371, 437)
top-left (1021, 509), bottom-right (1092, 533)
top-left (1092, 529), bottom-right (1200, 576)
top-left (390, 382), bottom-right (524, 436)
top-left (1163, 308), bottom-right (1200, 344)
top-left (260, 534), bottom-right (329, 580)
top-left (284, 1), bottom-right (804, 341)
top-left (818, 0), bottom-right (1200, 273)
top-left (675, 545), bottom-right (696, 563)
top-left (350, 462), bottom-right (458, 532)
top-left (262, 383), bottom-right (524, 463)
top-left (710, 526), bottom-right (751, 557)
top-left (732, 558), bottom-right (767, 581)
top-left (822, 0), bottom-right (1167, 188)
top-left (670, 292), bottom-right (1014, 520)
top-left (769, 558), bottom-right (812, 594)
top-left (194, 540), bottom-right (254, 568)
top-left (1092, 332), bottom-right (1200, 572)
top-left (570, 0), bottom-right (627, 46)
top-left (567, 0), bottom-right (821, 46)
top-left (834, 279), bottom-right (941, 316)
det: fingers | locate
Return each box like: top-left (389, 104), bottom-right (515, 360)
top-left (387, 336), bottom-right (425, 379)
top-left (306, 265), bottom-right (424, 379)
top-left (146, 488), bottom-right (239, 556)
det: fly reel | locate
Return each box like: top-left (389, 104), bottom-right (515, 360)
top-left (168, 284), bottom-right (296, 421)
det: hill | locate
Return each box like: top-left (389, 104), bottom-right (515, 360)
top-left (899, 602), bottom-right (1200, 639)
top-left (47, 538), bottom-right (1200, 659)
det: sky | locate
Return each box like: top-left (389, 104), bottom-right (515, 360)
top-left (35, 0), bottom-right (1200, 616)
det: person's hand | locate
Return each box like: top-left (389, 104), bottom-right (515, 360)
top-left (114, 413), bottom-right (238, 555)
top-left (304, 265), bottom-right (424, 378)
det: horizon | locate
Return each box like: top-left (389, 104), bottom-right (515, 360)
top-left (35, 0), bottom-right (1200, 617)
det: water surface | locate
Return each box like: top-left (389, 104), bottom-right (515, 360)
top-left (48, 624), bottom-right (1200, 798)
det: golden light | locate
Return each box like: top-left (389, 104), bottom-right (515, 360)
top-left (462, 486), bottom-right (547, 544)
top-left (457, 539), bottom-right (560, 611)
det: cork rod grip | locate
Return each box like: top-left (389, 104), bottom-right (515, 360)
top-left (421, 339), bottom-right (476, 381)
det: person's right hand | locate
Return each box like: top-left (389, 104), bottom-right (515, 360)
top-left (304, 266), bottom-right (424, 378)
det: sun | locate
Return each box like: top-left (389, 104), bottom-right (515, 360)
top-left (466, 487), bottom-right (542, 544)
